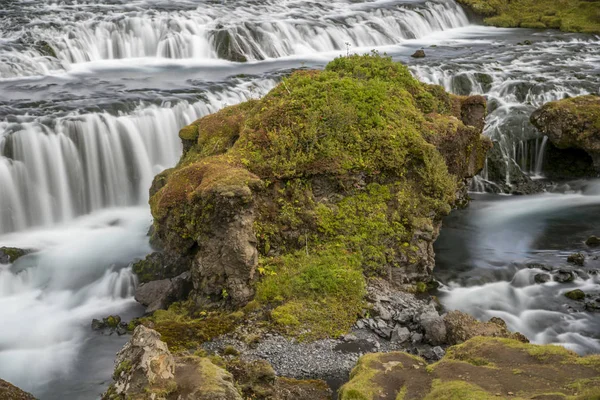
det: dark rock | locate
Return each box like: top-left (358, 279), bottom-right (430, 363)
top-left (135, 271), bottom-right (192, 313)
top-left (411, 49), bottom-right (426, 58)
top-left (91, 319), bottom-right (104, 331)
top-left (567, 253), bottom-right (585, 266)
top-left (390, 326), bottom-right (410, 344)
top-left (564, 289), bottom-right (585, 301)
top-left (132, 251), bottom-right (192, 284)
top-left (419, 311), bottom-right (446, 345)
top-left (534, 273), bottom-right (551, 284)
top-left (585, 235), bottom-right (600, 247)
top-left (554, 270), bottom-right (575, 283)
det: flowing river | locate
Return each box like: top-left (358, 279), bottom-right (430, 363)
top-left (0, 0), bottom-right (599, 398)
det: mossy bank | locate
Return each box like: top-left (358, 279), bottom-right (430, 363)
top-left (457, 0), bottom-right (600, 33)
top-left (147, 54), bottom-right (490, 343)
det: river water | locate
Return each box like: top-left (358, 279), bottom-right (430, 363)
top-left (0, 0), bottom-right (599, 398)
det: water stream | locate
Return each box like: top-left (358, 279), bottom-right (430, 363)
top-left (1, 0), bottom-right (599, 398)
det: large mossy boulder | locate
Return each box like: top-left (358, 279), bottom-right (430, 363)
top-left (339, 337), bottom-right (600, 400)
top-left (457, 0), bottom-right (600, 33)
top-left (150, 55), bottom-right (490, 338)
top-left (531, 95), bottom-right (600, 172)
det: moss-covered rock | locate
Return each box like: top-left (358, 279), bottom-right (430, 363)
top-left (0, 379), bottom-right (36, 400)
top-left (531, 95), bottom-right (600, 171)
top-left (339, 337), bottom-right (600, 400)
top-left (444, 310), bottom-right (529, 345)
top-left (457, 0), bottom-right (600, 33)
top-left (0, 247), bottom-right (29, 264)
top-left (132, 251), bottom-right (192, 284)
top-left (150, 54), bottom-right (490, 339)
top-left (565, 289), bottom-right (586, 301)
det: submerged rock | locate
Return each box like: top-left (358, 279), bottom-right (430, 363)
top-left (411, 49), bottom-right (426, 58)
top-left (565, 289), bottom-right (586, 301)
top-left (554, 269), bottom-right (575, 283)
top-left (567, 252), bottom-right (585, 266)
top-left (586, 235), bottom-right (600, 247)
top-left (0, 379), bottom-right (36, 400)
top-left (338, 337), bottom-right (600, 399)
top-left (0, 247), bottom-right (30, 264)
top-left (533, 273), bottom-right (551, 284)
top-left (531, 95), bottom-right (600, 172)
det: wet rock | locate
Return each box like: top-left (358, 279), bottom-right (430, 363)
top-left (444, 311), bottom-right (529, 345)
top-left (564, 289), bottom-right (585, 301)
top-left (135, 271), bottom-right (192, 313)
top-left (0, 379), bottom-right (36, 399)
top-left (0, 247), bottom-right (30, 264)
top-left (132, 251), bottom-right (192, 284)
top-left (567, 252), bottom-right (585, 266)
top-left (483, 143), bottom-right (544, 194)
top-left (554, 269), bottom-right (575, 283)
top-left (411, 49), bottom-right (426, 58)
top-left (534, 273), bottom-right (551, 284)
top-left (91, 315), bottom-right (130, 336)
top-left (585, 235), bottom-right (600, 247)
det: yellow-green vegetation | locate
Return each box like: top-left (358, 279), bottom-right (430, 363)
top-left (113, 360), bottom-right (132, 381)
top-left (457, 0), bottom-right (600, 33)
top-left (0, 247), bottom-right (28, 263)
top-left (150, 54), bottom-right (490, 340)
top-left (339, 337), bottom-right (600, 400)
top-left (138, 302), bottom-right (244, 353)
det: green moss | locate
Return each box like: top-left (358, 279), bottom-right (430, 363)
top-left (423, 380), bottom-right (492, 400)
top-left (105, 315), bottom-right (121, 328)
top-left (113, 360), bottom-right (132, 380)
top-left (457, 0), bottom-right (600, 33)
top-left (339, 353), bottom-right (393, 400)
top-left (565, 289), bottom-right (586, 301)
top-left (140, 302), bottom-right (243, 353)
top-left (179, 124), bottom-right (199, 141)
top-left (0, 247), bottom-right (27, 263)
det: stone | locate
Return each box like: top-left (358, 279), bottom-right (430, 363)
top-left (586, 235), bottom-right (600, 247)
top-left (0, 379), bottom-right (36, 400)
top-left (567, 252), bottom-right (585, 266)
top-left (91, 319), bottom-right (104, 330)
top-left (432, 346), bottom-right (445, 360)
top-left (135, 272), bottom-right (192, 313)
top-left (390, 326), bottom-right (410, 344)
top-left (0, 247), bottom-right (29, 264)
top-left (411, 49), bottom-right (426, 58)
top-left (419, 311), bottom-right (447, 345)
top-left (534, 273), bottom-right (551, 284)
top-left (564, 289), bottom-right (585, 301)
top-left (444, 311), bottom-right (529, 345)
top-left (554, 270), bottom-right (575, 283)
top-left (411, 332), bottom-right (423, 343)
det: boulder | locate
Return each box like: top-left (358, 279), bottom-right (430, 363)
top-left (418, 310), bottom-right (447, 345)
top-left (567, 252), bottom-right (585, 266)
top-left (0, 379), bottom-right (36, 400)
top-left (564, 289), bottom-right (585, 301)
top-left (0, 247), bottom-right (30, 264)
top-left (339, 337), bottom-right (600, 400)
top-left (586, 235), bottom-right (600, 247)
top-left (534, 273), bottom-right (551, 284)
top-left (554, 269), bottom-right (575, 283)
top-left (132, 251), bottom-right (192, 284)
top-left (444, 310), bottom-right (528, 345)
top-left (411, 49), bottom-right (426, 58)
top-left (531, 95), bottom-right (600, 171)
top-left (135, 272), bottom-right (192, 313)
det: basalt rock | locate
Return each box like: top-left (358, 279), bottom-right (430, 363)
top-left (149, 55), bottom-right (490, 335)
top-left (135, 272), bottom-right (193, 313)
top-left (531, 95), bottom-right (600, 172)
top-left (0, 379), bottom-right (36, 400)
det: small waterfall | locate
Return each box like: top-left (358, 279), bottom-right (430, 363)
top-left (0, 79), bottom-right (276, 235)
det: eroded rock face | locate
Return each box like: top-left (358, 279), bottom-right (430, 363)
top-left (531, 95), bottom-right (600, 171)
top-left (339, 337), bottom-right (600, 400)
top-left (0, 379), bottom-right (36, 400)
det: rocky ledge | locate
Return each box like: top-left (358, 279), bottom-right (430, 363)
top-left (531, 94), bottom-right (600, 176)
top-left (0, 379), bottom-right (36, 400)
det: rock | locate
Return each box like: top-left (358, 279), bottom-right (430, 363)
top-left (564, 289), bottom-right (585, 301)
top-left (339, 337), bottom-right (600, 400)
top-left (444, 310), bottom-right (529, 345)
top-left (105, 325), bottom-right (176, 399)
top-left (91, 319), bottom-right (104, 330)
top-left (411, 49), bottom-right (426, 58)
top-left (104, 325), bottom-right (243, 400)
top-left (432, 346), bottom-right (445, 360)
top-left (567, 252), bottom-right (585, 266)
top-left (0, 379), bottom-right (36, 400)
top-left (531, 95), bottom-right (600, 171)
top-left (274, 377), bottom-right (332, 400)
top-left (135, 272), bottom-right (192, 313)
top-left (410, 332), bottom-right (423, 343)
top-left (534, 273), bottom-right (551, 284)
top-left (132, 251), bottom-right (192, 284)
top-left (419, 311), bottom-right (446, 345)
top-left (554, 269), bottom-right (575, 283)
top-left (586, 235), bottom-right (600, 247)
top-left (390, 326), bottom-right (411, 344)
top-left (0, 247), bottom-right (30, 264)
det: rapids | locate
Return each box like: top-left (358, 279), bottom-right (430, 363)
top-left (0, 0), bottom-right (599, 398)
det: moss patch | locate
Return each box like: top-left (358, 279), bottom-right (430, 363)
top-left (457, 0), bottom-right (600, 33)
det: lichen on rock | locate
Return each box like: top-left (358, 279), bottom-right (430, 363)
top-left (148, 54), bottom-right (490, 340)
